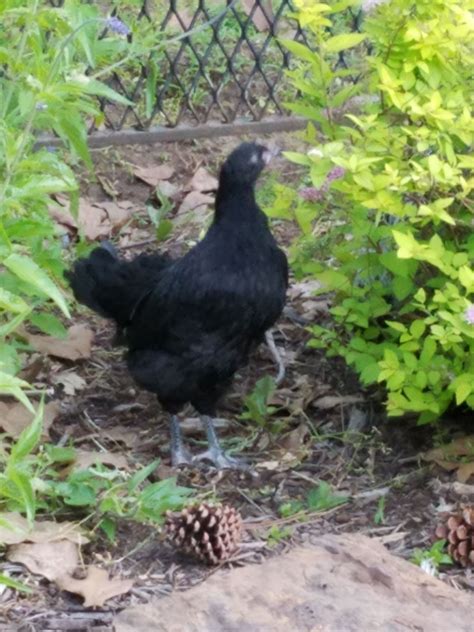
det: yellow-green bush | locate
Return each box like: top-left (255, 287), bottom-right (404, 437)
top-left (275, 0), bottom-right (474, 422)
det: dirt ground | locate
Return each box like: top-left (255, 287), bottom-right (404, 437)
top-left (1, 134), bottom-right (473, 631)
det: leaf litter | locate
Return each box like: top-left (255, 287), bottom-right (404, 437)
top-left (24, 324), bottom-right (94, 361)
top-left (3, 138), bottom-right (471, 627)
top-left (0, 401), bottom-right (60, 439)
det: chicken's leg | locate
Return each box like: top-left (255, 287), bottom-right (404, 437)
top-left (193, 415), bottom-right (246, 470)
top-left (265, 330), bottom-right (285, 385)
top-left (169, 414), bottom-right (193, 467)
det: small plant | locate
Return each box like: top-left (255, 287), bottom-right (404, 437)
top-left (265, 524), bottom-right (294, 547)
top-left (411, 540), bottom-right (452, 572)
top-left (0, 412), bottom-right (193, 534)
top-left (279, 481), bottom-right (349, 517)
top-left (241, 376), bottom-right (279, 428)
top-left (374, 496), bottom-right (386, 525)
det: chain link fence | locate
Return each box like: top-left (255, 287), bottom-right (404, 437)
top-left (48, 1), bottom-right (366, 144)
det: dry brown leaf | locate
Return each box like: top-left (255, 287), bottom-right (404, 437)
top-left (423, 436), bottom-right (474, 462)
top-left (133, 164), bottom-right (174, 187)
top-left (423, 437), bottom-right (474, 483)
top-left (99, 201), bottom-right (132, 229)
top-left (25, 324), bottom-right (93, 361)
top-left (0, 513), bottom-right (88, 546)
top-left (156, 180), bottom-right (179, 199)
top-left (49, 204), bottom-right (78, 231)
top-left (77, 198), bottom-right (109, 241)
top-left (178, 191), bottom-right (213, 216)
top-left (241, 0), bottom-right (273, 31)
top-left (188, 167), bottom-right (218, 193)
top-left (72, 449), bottom-right (129, 471)
top-left (0, 400), bottom-right (60, 439)
top-left (256, 451), bottom-right (302, 472)
top-left (52, 371), bottom-right (87, 396)
top-left (313, 394), bottom-right (363, 410)
top-left (457, 463), bottom-right (474, 484)
top-left (279, 423), bottom-right (310, 453)
top-left (105, 427), bottom-right (138, 448)
top-left (57, 566), bottom-right (134, 608)
top-left (8, 540), bottom-right (79, 581)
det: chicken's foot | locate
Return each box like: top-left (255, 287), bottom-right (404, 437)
top-left (193, 415), bottom-right (247, 470)
top-left (169, 414), bottom-right (193, 467)
top-left (265, 329), bottom-right (285, 385)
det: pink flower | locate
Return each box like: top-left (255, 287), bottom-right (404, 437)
top-left (465, 304), bottom-right (474, 325)
top-left (299, 187), bottom-right (324, 202)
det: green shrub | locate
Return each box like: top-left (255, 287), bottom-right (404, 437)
top-left (274, 0), bottom-right (474, 422)
top-left (0, 1), bottom-right (161, 408)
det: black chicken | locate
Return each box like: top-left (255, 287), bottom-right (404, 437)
top-left (66, 142), bottom-right (288, 468)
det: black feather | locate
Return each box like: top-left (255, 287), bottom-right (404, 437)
top-left (67, 142), bottom-right (288, 416)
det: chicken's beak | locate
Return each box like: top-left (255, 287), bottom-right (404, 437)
top-left (262, 144), bottom-right (281, 165)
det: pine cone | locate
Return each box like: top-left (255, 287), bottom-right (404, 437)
top-left (165, 503), bottom-right (242, 565)
top-left (435, 506), bottom-right (474, 567)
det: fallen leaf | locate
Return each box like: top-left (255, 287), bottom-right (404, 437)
top-left (105, 427), bottom-right (138, 448)
top-left (256, 451), bottom-right (302, 472)
top-left (279, 423), bottom-right (310, 453)
top-left (8, 540), bottom-right (79, 581)
top-left (133, 164), bottom-right (174, 187)
top-left (156, 180), bottom-right (179, 199)
top-left (19, 354), bottom-right (48, 382)
top-left (99, 201), bottom-right (132, 229)
top-left (25, 324), bottom-right (93, 361)
top-left (188, 167), bottom-right (218, 193)
top-left (423, 437), bottom-right (474, 483)
top-left (423, 436), bottom-right (474, 462)
top-left (52, 371), bottom-right (87, 396)
top-left (0, 400), bottom-right (60, 439)
top-left (49, 204), bottom-right (78, 231)
top-left (313, 394), bottom-right (363, 410)
top-left (77, 198), bottom-right (109, 241)
top-left (177, 191), bottom-right (213, 216)
top-left (72, 449), bottom-right (129, 471)
top-left (56, 566), bottom-right (134, 608)
top-left (97, 174), bottom-right (119, 198)
top-left (0, 513), bottom-right (88, 546)
top-left (241, 0), bottom-right (273, 31)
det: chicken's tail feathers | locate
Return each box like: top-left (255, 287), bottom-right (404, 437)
top-left (65, 243), bottom-right (170, 327)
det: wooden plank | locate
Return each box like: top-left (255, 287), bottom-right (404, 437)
top-left (35, 117), bottom-right (307, 150)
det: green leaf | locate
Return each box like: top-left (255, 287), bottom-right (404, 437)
top-left (156, 219), bottom-right (173, 241)
top-left (0, 371), bottom-right (34, 412)
top-left (7, 468), bottom-right (36, 524)
top-left (53, 114), bottom-right (92, 170)
top-left (324, 33), bottom-right (366, 53)
top-left (279, 39), bottom-right (322, 64)
top-left (83, 79), bottom-right (133, 107)
top-left (306, 482), bottom-right (348, 511)
top-left (3, 254), bottom-right (70, 317)
top-left (128, 459), bottom-right (161, 493)
top-left (99, 517), bottom-right (117, 542)
top-left (45, 445), bottom-right (76, 463)
top-left (0, 288), bottom-right (29, 314)
top-left (0, 573), bottom-right (32, 594)
top-left (29, 313), bottom-right (68, 338)
top-left (455, 382), bottom-right (471, 405)
top-left (10, 400), bottom-right (43, 462)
